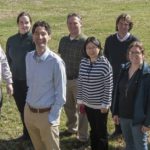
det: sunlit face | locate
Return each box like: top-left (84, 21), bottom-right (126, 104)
top-left (18, 15), bottom-right (31, 34)
top-left (117, 19), bottom-right (130, 36)
top-left (67, 16), bottom-right (82, 37)
top-left (33, 26), bottom-right (50, 50)
top-left (86, 42), bottom-right (100, 60)
top-left (128, 46), bottom-right (144, 65)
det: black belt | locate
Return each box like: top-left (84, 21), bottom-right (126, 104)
top-left (28, 105), bottom-right (51, 113)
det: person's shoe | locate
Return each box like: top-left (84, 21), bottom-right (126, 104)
top-left (73, 139), bottom-right (89, 149)
top-left (14, 135), bottom-right (31, 141)
top-left (59, 130), bottom-right (77, 137)
top-left (108, 131), bottom-right (122, 140)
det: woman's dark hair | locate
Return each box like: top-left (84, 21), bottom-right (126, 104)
top-left (83, 36), bottom-right (102, 58)
top-left (17, 12), bottom-right (32, 24)
top-left (32, 21), bottom-right (51, 35)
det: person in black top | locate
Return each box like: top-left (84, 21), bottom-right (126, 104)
top-left (6, 12), bottom-right (35, 141)
top-left (112, 41), bottom-right (150, 150)
top-left (104, 13), bottom-right (138, 139)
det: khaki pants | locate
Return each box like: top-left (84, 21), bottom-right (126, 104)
top-left (24, 104), bottom-right (60, 150)
top-left (64, 79), bottom-right (88, 141)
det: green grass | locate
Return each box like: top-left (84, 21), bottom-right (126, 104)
top-left (0, 0), bottom-right (150, 149)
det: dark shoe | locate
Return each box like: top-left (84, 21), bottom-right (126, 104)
top-left (59, 130), bottom-right (77, 137)
top-left (74, 140), bottom-right (89, 149)
top-left (108, 131), bottom-right (122, 140)
top-left (14, 135), bottom-right (31, 141)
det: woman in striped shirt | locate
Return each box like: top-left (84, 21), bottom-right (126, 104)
top-left (77, 36), bottom-right (113, 150)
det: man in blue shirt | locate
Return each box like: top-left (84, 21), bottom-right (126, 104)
top-left (24, 21), bottom-right (66, 150)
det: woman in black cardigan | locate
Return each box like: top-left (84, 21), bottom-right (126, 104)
top-left (112, 41), bottom-right (150, 150)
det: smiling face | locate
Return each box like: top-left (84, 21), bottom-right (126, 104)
top-left (117, 19), bottom-right (130, 36)
top-left (128, 46), bottom-right (144, 66)
top-left (67, 16), bottom-right (82, 37)
top-left (86, 42), bottom-right (100, 61)
top-left (18, 15), bottom-right (31, 34)
top-left (33, 26), bottom-right (50, 52)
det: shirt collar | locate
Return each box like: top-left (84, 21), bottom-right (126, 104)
top-left (33, 47), bottom-right (50, 62)
top-left (117, 32), bottom-right (130, 42)
top-left (18, 31), bottom-right (30, 38)
top-left (69, 33), bottom-right (84, 41)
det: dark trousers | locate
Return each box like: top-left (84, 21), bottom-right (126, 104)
top-left (85, 106), bottom-right (108, 150)
top-left (13, 80), bottom-right (29, 138)
top-left (111, 89), bottom-right (122, 134)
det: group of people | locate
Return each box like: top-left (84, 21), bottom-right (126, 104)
top-left (0, 11), bottom-right (149, 150)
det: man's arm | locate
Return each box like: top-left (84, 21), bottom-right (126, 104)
top-left (48, 59), bottom-right (66, 126)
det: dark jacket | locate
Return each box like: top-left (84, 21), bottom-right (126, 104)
top-left (112, 62), bottom-right (150, 127)
top-left (6, 32), bottom-right (35, 80)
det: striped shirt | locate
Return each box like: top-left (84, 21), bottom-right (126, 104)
top-left (77, 56), bottom-right (113, 109)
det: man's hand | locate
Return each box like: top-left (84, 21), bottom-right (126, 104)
top-left (6, 83), bottom-right (13, 96)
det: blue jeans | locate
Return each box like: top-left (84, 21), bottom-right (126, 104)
top-left (120, 118), bottom-right (148, 150)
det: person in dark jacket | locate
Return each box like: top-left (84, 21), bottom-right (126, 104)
top-left (112, 41), bottom-right (150, 150)
top-left (104, 13), bottom-right (138, 139)
top-left (6, 12), bottom-right (35, 140)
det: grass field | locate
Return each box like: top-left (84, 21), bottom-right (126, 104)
top-left (0, 0), bottom-right (150, 149)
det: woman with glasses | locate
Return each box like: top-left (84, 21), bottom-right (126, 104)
top-left (77, 36), bottom-right (113, 150)
top-left (112, 41), bottom-right (150, 150)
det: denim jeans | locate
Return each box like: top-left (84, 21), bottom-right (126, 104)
top-left (120, 118), bottom-right (148, 150)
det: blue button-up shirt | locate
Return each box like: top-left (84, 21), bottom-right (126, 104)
top-left (25, 48), bottom-right (66, 126)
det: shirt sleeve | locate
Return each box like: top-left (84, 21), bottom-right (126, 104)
top-left (6, 38), bottom-right (12, 66)
top-left (76, 62), bottom-right (83, 104)
top-left (0, 46), bottom-right (12, 84)
top-left (48, 59), bottom-right (66, 126)
top-left (102, 60), bottom-right (113, 109)
top-left (103, 37), bottom-right (109, 59)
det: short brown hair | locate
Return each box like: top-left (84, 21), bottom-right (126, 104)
top-left (67, 13), bottom-right (82, 22)
top-left (32, 21), bottom-right (51, 35)
top-left (116, 13), bottom-right (133, 31)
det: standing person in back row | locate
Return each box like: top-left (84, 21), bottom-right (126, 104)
top-left (58, 13), bottom-right (88, 148)
top-left (104, 13), bottom-right (138, 139)
top-left (6, 12), bottom-right (35, 141)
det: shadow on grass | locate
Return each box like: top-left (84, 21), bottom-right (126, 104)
top-left (0, 138), bottom-right (33, 150)
top-left (60, 136), bottom-right (125, 150)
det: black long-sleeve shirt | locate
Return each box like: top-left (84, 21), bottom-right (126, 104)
top-left (118, 68), bottom-right (141, 118)
top-left (6, 32), bottom-right (35, 80)
top-left (104, 33), bottom-right (138, 84)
